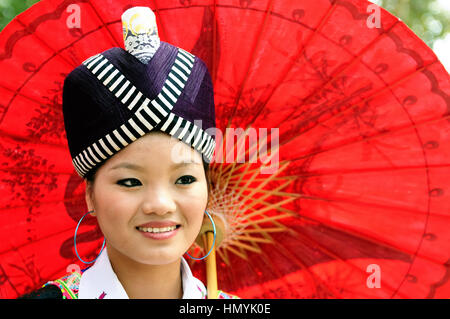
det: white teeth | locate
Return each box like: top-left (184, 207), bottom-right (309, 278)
top-left (138, 226), bottom-right (177, 233)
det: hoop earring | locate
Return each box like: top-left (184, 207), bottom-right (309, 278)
top-left (74, 210), bottom-right (106, 265)
top-left (185, 210), bottom-right (216, 261)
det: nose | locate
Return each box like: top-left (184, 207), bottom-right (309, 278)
top-left (140, 185), bottom-right (177, 216)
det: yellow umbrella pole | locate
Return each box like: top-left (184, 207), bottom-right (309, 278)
top-left (202, 231), bottom-right (218, 299)
top-left (197, 213), bottom-right (224, 299)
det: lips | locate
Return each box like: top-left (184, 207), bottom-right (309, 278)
top-left (136, 221), bottom-right (180, 228)
top-left (135, 220), bottom-right (181, 240)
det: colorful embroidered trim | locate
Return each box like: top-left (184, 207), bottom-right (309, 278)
top-left (217, 290), bottom-right (240, 299)
top-left (44, 271), bottom-right (238, 299)
top-left (43, 271), bottom-right (81, 299)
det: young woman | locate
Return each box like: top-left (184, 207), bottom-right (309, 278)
top-left (20, 6), bottom-right (237, 299)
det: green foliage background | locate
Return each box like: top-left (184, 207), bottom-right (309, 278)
top-left (0, 0), bottom-right (40, 30)
top-left (374, 0), bottom-right (450, 48)
top-left (0, 0), bottom-right (449, 49)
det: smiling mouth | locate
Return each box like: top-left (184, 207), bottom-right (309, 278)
top-left (136, 225), bottom-right (181, 233)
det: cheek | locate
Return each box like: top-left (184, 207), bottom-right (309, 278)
top-left (179, 187), bottom-right (208, 236)
top-left (93, 189), bottom-right (137, 234)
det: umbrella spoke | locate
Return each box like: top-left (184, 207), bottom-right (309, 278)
top-left (299, 192), bottom-right (450, 221)
top-left (0, 128), bottom-right (67, 149)
top-left (225, 0), bottom-right (276, 128)
top-left (15, 17), bottom-right (78, 69)
top-left (272, 235), bottom-right (342, 298)
top-left (286, 163), bottom-right (450, 178)
top-left (87, 0), bottom-right (122, 47)
top-left (278, 60), bottom-right (439, 150)
top-left (0, 82), bottom-right (62, 113)
top-left (283, 220), bottom-right (411, 298)
top-left (234, 234), bottom-right (273, 245)
top-left (225, 245), bottom-right (248, 260)
top-left (241, 1), bottom-right (338, 129)
top-left (246, 15), bottom-right (400, 129)
top-left (294, 202), bottom-right (448, 267)
top-left (288, 113), bottom-right (450, 164)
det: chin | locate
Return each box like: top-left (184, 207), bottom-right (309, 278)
top-left (136, 248), bottom-right (185, 266)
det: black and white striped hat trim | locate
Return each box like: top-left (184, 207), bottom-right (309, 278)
top-left (72, 48), bottom-right (215, 178)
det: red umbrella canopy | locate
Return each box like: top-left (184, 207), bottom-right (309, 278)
top-left (1, 0), bottom-right (450, 299)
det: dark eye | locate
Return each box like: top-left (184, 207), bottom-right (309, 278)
top-left (117, 178), bottom-right (142, 187)
top-left (176, 175), bottom-right (197, 185)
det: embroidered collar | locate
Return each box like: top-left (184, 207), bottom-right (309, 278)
top-left (78, 247), bottom-right (206, 299)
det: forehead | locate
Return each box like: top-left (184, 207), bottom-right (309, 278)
top-left (103, 131), bottom-right (203, 168)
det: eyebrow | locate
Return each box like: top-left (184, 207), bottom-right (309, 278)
top-left (109, 161), bottom-right (202, 171)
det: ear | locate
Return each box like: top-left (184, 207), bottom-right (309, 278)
top-left (85, 181), bottom-right (97, 217)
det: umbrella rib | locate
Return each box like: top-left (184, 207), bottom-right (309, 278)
top-left (0, 194), bottom-right (84, 211)
top-left (288, 113), bottom-right (450, 166)
top-left (86, 0), bottom-right (122, 47)
top-left (0, 82), bottom-right (62, 114)
top-left (225, 0), bottom-right (276, 128)
top-left (151, 0), bottom-right (169, 43)
top-left (233, 234), bottom-right (273, 245)
top-left (238, 213), bottom-right (295, 228)
top-left (244, 222), bottom-right (276, 243)
top-left (272, 211), bottom-right (448, 276)
top-left (0, 166), bottom-right (74, 176)
top-left (225, 160), bottom-right (291, 201)
top-left (240, 1), bottom-right (338, 127)
top-left (299, 192), bottom-right (450, 220)
top-left (288, 163), bottom-right (450, 179)
top-left (277, 60), bottom-right (439, 149)
top-left (237, 199), bottom-right (298, 223)
top-left (283, 21), bottom-right (400, 121)
top-left (240, 188), bottom-right (303, 199)
top-left (324, 201), bottom-right (447, 288)
top-left (0, 128), bottom-right (67, 149)
top-left (214, 131), bottom-right (243, 192)
top-left (223, 158), bottom-right (261, 207)
top-left (271, 235), bottom-right (343, 298)
top-left (225, 160), bottom-right (292, 213)
top-left (15, 18), bottom-right (78, 69)
top-left (247, 17), bottom-right (400, 127)
top-left (223, 129), bottom-right (256, 189)
top-left (215, 247), bottom-right (228, 266)
top-left (297, 202), bottom-right (448, 267)
top-left (227, 240), bottom-right (262, 254)
top-left (1, 23), bottom-right (107, 123)
top-left (225, 245), bottom-right (248, 260)
top-left (229, 169), bottom-right (293, 197)
top-left (240, 227), bottom-right (286, 234)
top-left (232, 184), bottom-right (303, 217)
top-left (212, 0), bottom-right (218, 84)
top-left (219, 126), bottom-right (267, 191)
top-left (228, 125), bottom-right (281, 173)
top-left (0, 225), bottom-right (76, 257)
top-left (226, 188), bottom-right (299, 222)
top-left (256, 252), bottom-right (296, 297)
top-left (284, 222), bottom-right (411, 298)
top-left (226, 174), bottom-right (298, 184)
top-left (215, 124), bottom-right (275, 190)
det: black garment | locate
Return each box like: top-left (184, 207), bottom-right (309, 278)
top-left (18, 285), bottom-right (63, 299)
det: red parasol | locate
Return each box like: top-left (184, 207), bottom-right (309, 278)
top-left (1, 0), bottom-right (450, 299)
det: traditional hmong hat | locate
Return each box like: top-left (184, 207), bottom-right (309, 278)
top-left (62, 7), bottom-right (216, 178)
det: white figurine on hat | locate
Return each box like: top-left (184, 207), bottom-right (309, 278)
top-left (122, 6), bottom-right (161, 64)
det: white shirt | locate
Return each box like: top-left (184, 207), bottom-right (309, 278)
top-left (78, 247), bottom-right (207, 299)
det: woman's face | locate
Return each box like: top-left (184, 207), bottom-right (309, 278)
top-left (85, 131), bottom-right (208, 266)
